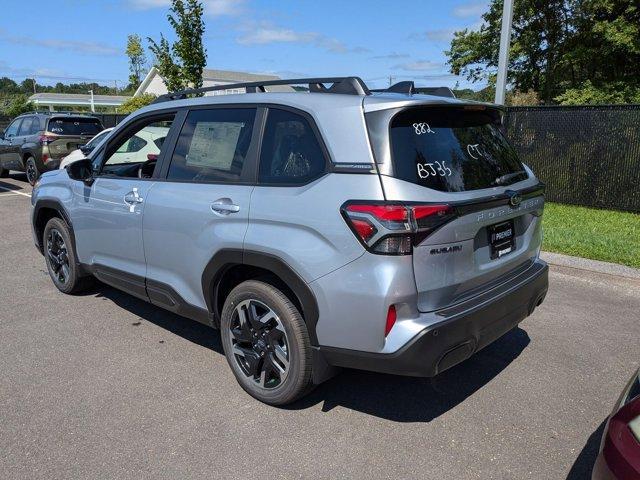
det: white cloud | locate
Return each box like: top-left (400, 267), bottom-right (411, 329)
top-left (393, 60), bottom-right (444, 72)
top-left (453, 1), bottom-right (487, 18)
top-left (128, 0), bottom-right (245, 16)
top-left (237, 23), bottom-right (367, 54)
top-left (0, 32), bottom-right (119, 56)
top-left (370, 52), bottom-right (410, 60)
top-left (425, 28), bottom-right (458, 42)
top-left (239, 27), bottom-right (316, 45)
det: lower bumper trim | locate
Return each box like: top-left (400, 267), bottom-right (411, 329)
top-left (320, 261), bottom-right (548, 377)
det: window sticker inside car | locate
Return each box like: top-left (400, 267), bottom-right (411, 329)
top-left (186, 121), bottom-right (244, 169)
top-left (417, 160), bottom-right (453, 178)
top-left (412, 122), bottom-right (435, 135)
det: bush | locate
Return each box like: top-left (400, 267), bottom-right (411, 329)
top-left (555, 81), bottom-right (640, 105)
top-left (3, 94), bottom-right (34, 117)
top-left (119, 93), bottom-right (156, 114)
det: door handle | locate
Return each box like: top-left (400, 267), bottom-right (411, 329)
top-left (211, 199), bottom-right (240, 215)
top-left (124, 188), bottom-right (144, 212)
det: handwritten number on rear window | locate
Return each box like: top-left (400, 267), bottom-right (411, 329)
top-left (412, 123), bottom-right (435, 135)
top-left (417, 161), bottom-right (452, 179)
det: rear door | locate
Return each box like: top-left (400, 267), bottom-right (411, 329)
top-left (366, 104), bottom-right (544, 312)
top-left (142, 106), bottom-right (258, 311)
top-left (46, 116), bottom-right (103, 160)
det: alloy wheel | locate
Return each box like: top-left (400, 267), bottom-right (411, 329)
top-left (26, 160), bottom-right (37, 185)
top-left (229, 299), bottom-right (290, 389)
top-left (46, 228), bottom-right (70, 284)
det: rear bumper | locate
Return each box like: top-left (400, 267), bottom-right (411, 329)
top-left (320, 259), bottom-right (548, 377)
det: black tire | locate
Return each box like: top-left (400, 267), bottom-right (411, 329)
top-left (43, 217), bottom-right (93, 294)
top-left (0, 165), bottom-right (8, 178)
top-left (220, 279), bottom-right (314, 405)
top-left (25, 156), bottom-right (40, 186)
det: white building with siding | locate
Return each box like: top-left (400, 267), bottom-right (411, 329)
top-left (134, 67), bottom-right (291, 96)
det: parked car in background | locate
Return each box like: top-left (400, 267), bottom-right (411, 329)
top-left (0, 112), bottom-right (103, 185)
top-left (104, 126), bottom-right (169, 166)
top-left (60, 127), bottom-right (113, 170)
top-left (30, 77), bottom-right (548, 405)
top-left (592, 368), bottom-right (640, 480)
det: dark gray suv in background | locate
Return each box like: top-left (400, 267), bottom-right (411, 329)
top-left (0, 112), bottom-right (103, 185)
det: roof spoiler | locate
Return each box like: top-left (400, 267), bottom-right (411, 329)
top-left (370, 81), bottom-right (456, 98)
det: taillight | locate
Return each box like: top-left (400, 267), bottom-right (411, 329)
top-left (341, 201), bottom-right (456, 255)
top-left (39, 135), bottom-right (57, 145)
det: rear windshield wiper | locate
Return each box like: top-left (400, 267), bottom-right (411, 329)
top-left (493, 171), bottom-right (526, 186)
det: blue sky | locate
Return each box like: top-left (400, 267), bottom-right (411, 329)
top-left (0, 0), bottom-right (489, 90)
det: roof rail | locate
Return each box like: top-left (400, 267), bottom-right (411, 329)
top-left (152, 76), bottom-right (371, 103)
top-left (20, 110), bottom-right (98, 116)
top-left (371, 81), bottom-right (456, 99)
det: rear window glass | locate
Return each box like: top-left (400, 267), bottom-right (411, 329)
top-left (389, 107), bottom-right (528, 192)
top-left (47, 118), bottom-right (103, 136)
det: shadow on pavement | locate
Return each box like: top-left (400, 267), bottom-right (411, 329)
top-left (0, 176), bottom-right (28, 192)
top-left (566, 419), bottom-right (606, 480)
top-left (94, 284), bottom-right (223, 354)
top-left (92, 283), bottom-right (530, 422)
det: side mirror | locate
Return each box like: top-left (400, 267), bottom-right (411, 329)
top-left (79, 145), bottom-right (93, 155)
top-left (67, 158), bottom-right (94, 185)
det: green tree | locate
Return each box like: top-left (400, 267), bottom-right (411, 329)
top-left (4, 94), bottom-right (34, 117)
top-left (446, 0), bottom-right (640, 104)
top-left (126, 34), bottom-right (147, 89)
top-left (119, 93), bottom-right (156, 114)
top-left (148, 0), bottom-right (206, 92)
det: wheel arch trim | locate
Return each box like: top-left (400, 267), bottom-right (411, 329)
top-left (202, 249), bottom-right (320, 345)
top-left (32, 199), bottom-right (75, 254)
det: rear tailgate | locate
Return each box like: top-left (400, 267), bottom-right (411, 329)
top-left (365, 102), bottom-right (545, 312)
top-left (46, 117), bottom-right (103, 159)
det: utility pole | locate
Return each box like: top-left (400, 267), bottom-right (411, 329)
top-left (89, 89), bottom-right (95, 113)
top-left (388, 75), bottom-right (395, 87)
top-left (495, 0), bottom-right (514, 105)
top-left (32, 77), bottom-right (36, 94)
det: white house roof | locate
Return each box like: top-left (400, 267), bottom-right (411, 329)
top-left (29, 93), bottom-right (131, 107)
top-left (134, 67), bottom-right (286, 97)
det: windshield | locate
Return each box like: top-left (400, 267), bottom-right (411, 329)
top-left (47, 117), bottom-right (103, 136)
top-left (389, 107), bottom-right (528, 192)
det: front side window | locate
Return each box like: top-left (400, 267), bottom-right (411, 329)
top-left (4, 119), bottom-right (22, 138)
top-left (99, 116), bottom-right (174, 178)
top-left (387, 107), bottom-right (528, 192)
top-left (258, 109), bottom-right (326, 184)
top-left (167, 108), bottom-right (256, 183)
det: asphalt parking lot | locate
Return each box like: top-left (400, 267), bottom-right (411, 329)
top-left (1, 173), bottom-right (639, 480)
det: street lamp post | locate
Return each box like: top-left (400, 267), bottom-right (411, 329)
top-left (89, 89), bottom-right (95, 113)
top-left (495, 0), bottom-right (515, 104)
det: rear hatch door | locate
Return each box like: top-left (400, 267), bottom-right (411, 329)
top-left (46, 116), bottom-right (103, 158)
top-left (365, 102), bottom-right (545, 312)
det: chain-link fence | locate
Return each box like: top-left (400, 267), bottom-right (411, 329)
top-left (505, 105), bottom-right (640, 213)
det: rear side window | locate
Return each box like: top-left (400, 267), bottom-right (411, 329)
top-left (117, 135), bottom-right (147, 153)
top-left (167, 108), bottom-right (256, 183)
top-left (258, 109), bottom-right (326, 184)
top-left (47, 117), bottom-right (103, 135)
top-left (388, 107), bottom-right (528, 192)
top-left (30, 117), bottom-right (42, 134)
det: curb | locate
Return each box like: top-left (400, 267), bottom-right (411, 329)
top-left (540, 251), bottom-right (640, 280)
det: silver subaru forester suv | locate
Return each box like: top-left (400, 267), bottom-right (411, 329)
top-left (31, 77), bottom-right (548, 405)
